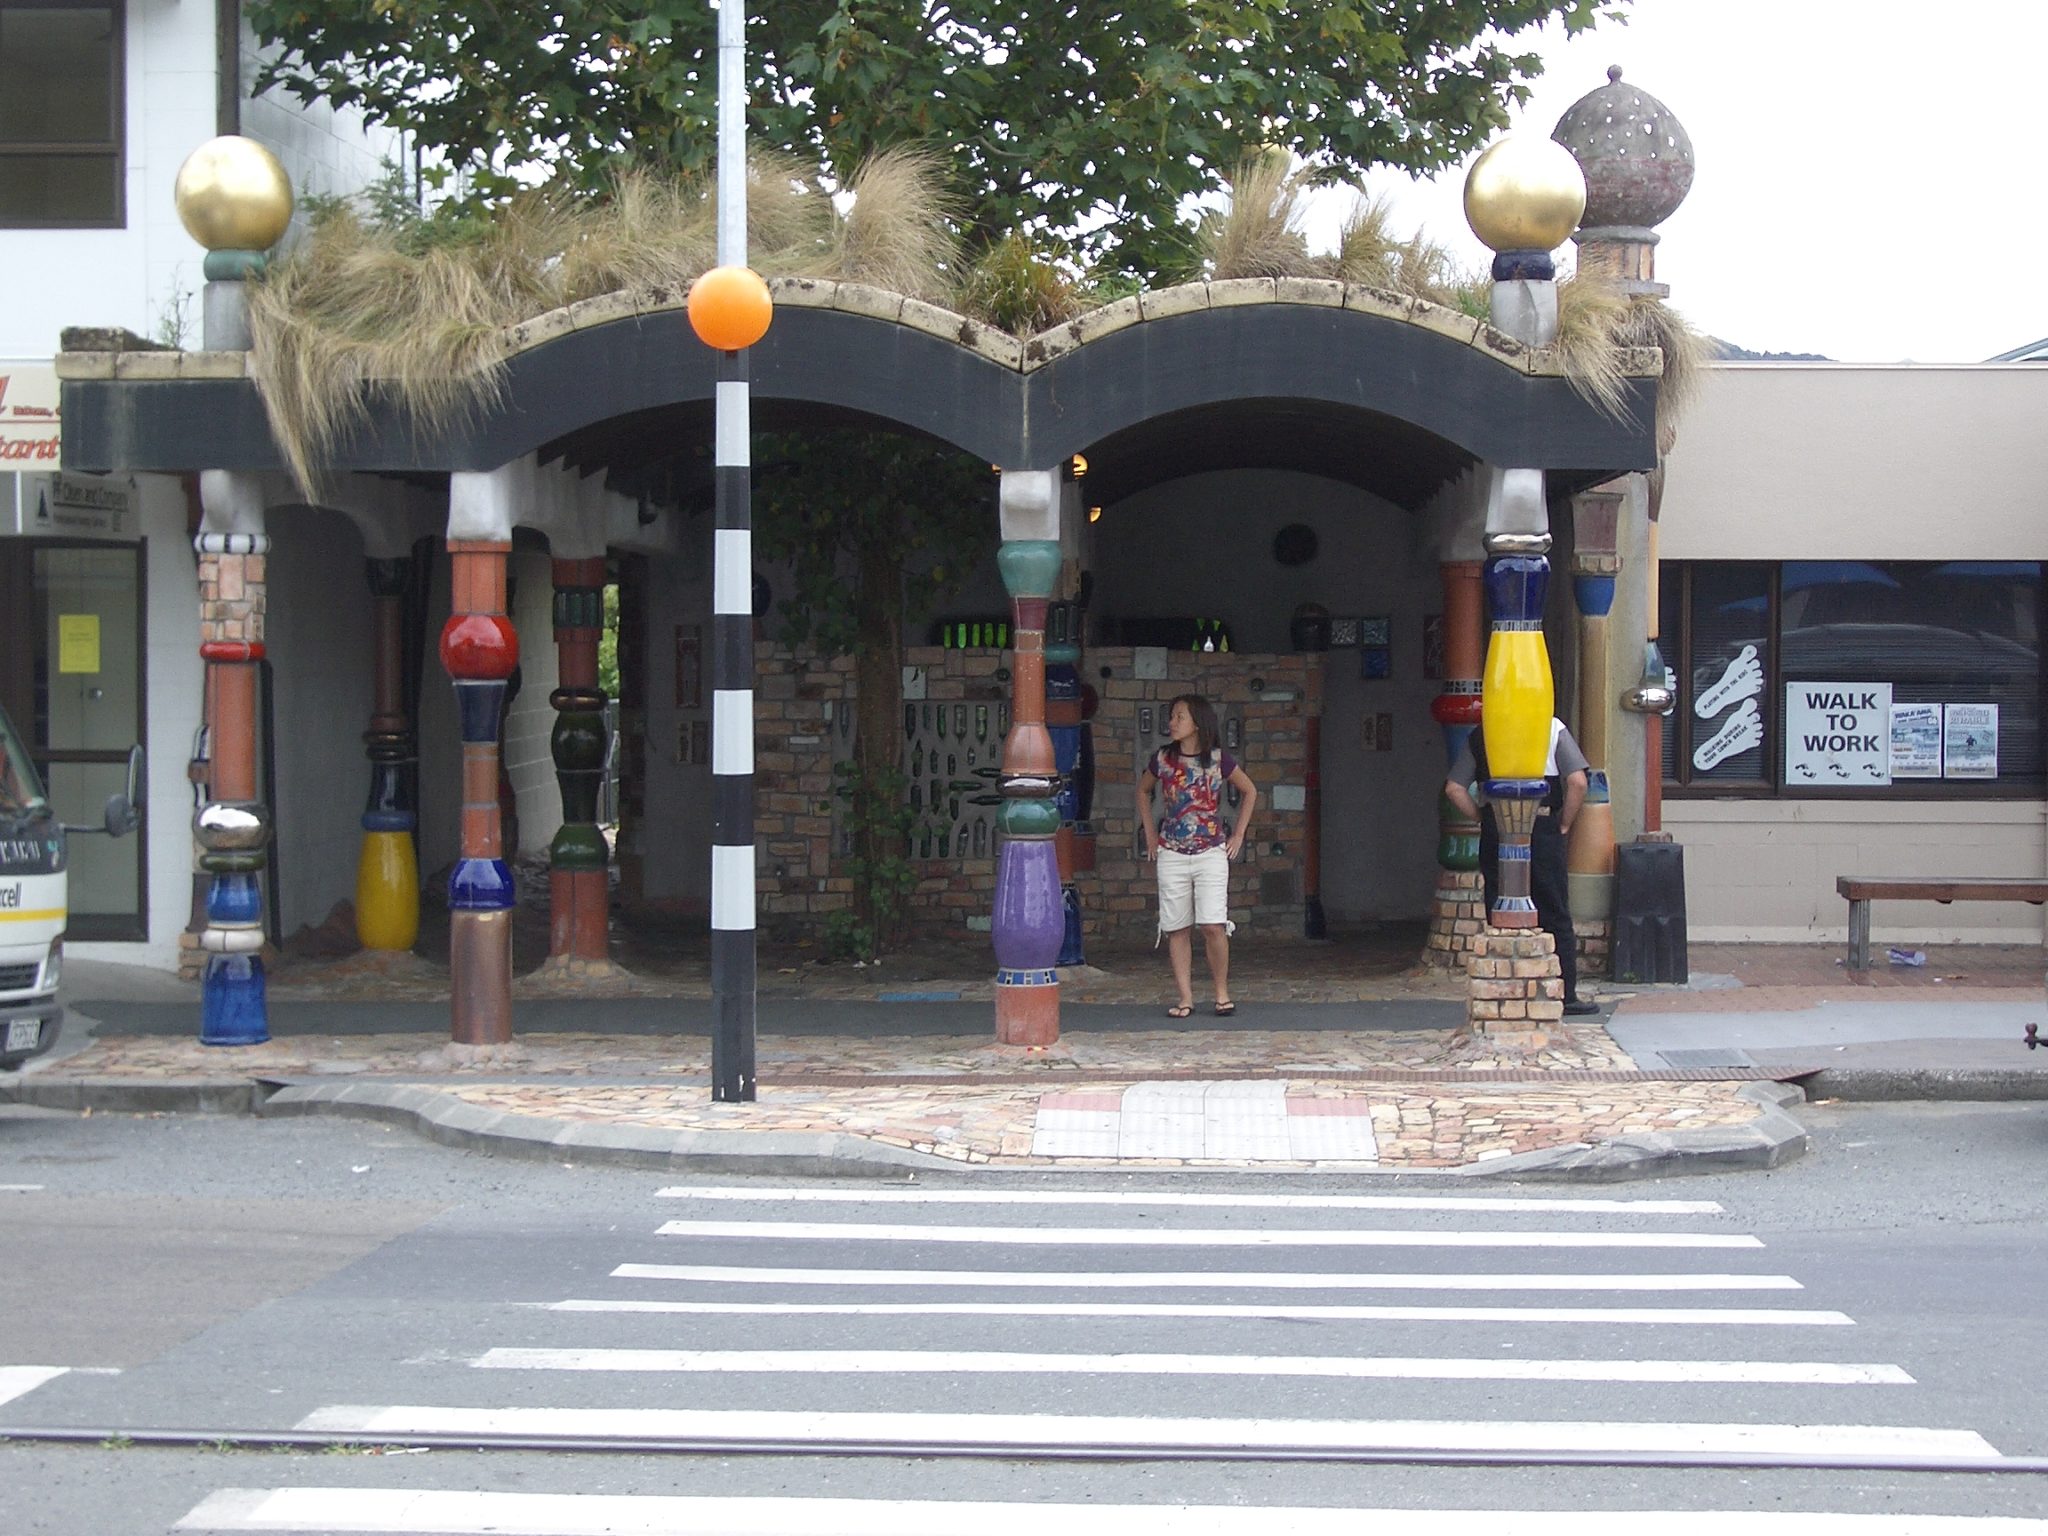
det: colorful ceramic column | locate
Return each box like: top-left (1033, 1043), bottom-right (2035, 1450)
top-left (175, 138), bottom-right (292, 1046)
top-left (1479, 540), bottom-right (1553, 928)
top-left (441, 537), bottom-right (519, 1045)
top-left (1462, 132), bottom-right (1587, 933)
top-left (194, 472), bottom-right (271, 1045)
top-left (992, 469), bottom-right (1064, 1046)
top-left (547, 556), bottom-right (610, 966)
top-left (355, 556), bottom-right (419, 953)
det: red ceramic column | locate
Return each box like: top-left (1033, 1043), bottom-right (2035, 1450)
top-left (441, 539), bottom-right (519, 1045)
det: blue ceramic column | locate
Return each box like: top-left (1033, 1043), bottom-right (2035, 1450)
top-left (992, 470), bottom-right (1065, 1046)
top-left (193, 476), bottom-right (271, 1046)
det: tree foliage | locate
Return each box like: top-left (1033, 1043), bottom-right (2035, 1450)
top-left (248, 0), bottom-right (1626, 280)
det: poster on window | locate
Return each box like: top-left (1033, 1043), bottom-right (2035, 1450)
top-left (1785, 682), bottom-right (1892, 786)
top-left (1943, 703), bottom-right (1999, 779)
top-left (1888, 703), bottom-right (1942, 779)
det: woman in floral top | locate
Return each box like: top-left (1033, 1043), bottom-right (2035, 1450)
top-left (1137, 693), bottom-right (1259, 1017)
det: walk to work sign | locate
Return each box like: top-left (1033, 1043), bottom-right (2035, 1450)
top-left (1786, 682), bottom-right (1892, 787)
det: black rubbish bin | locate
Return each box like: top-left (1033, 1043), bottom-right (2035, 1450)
top-left (1612, 840), bottom-right (1688, 984)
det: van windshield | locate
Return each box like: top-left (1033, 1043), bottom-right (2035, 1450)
top-left (0, 707), bottom-right (48, 818)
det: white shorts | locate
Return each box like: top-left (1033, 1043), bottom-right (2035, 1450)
top-left (1156, 846), bottom-right (1234, 937)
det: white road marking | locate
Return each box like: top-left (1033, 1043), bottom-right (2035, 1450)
top-left (175, 1490), bottom-right (2048, 1535)
top-left (655, 1219), bottom-right (1762, 1249)
top-left (548, 1298), bottom-right (1854, 1325)
top-left (611, 1262), bottom-right (1804, 1292)
top-left (0, 1183), bottom-right (45, 1192)
top-left (654, 1185), bottom-right (1726, 1214)
top-left (472, 1347), bottom-right (1912, 1386)
top-left (293, 1405), bottom-right (2001, 1460)
top-left (0, 1365), bottom-right (68, 1408)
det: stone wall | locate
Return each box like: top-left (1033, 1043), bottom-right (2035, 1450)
top-left (751, 643), bottom-right (1326, 944)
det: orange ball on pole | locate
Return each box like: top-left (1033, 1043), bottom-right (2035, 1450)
top-left (687, 265), bottom-right (774, 351)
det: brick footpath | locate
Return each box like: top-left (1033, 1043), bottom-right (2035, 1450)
top-left (25, 1020), bottom-right (1769, 1171)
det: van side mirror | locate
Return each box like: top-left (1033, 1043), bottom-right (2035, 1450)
top-left (99, 745), bottom-right (143, 836)
top-left (103, 793), bottom-right (138, 838)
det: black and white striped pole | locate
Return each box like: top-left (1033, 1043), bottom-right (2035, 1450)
top-left (689, 0), bottom-right (773, 1101)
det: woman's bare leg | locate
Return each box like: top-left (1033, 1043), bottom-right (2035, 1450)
top-left (1200, 923), bottom-right (1230, 1004)
top-left (1166, 927), bottom-right (1195, 1009)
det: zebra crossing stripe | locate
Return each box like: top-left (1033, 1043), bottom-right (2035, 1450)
top-left (548, 1298), bottom-right (1853, 1324)
top-left (173, 1489), bottom-right (2048, 1534)
top-left (608, 1262), bottom-right (1803, 1291)
top-left (654, 1219), bottom-right (1763, 1249)
top-left (292, 1405), bottom-right (2002, 1460)
top-left (652, 1186), bottom-right (1726, 1214)
top-left (470, 1347), bottom-right (1911, 1386)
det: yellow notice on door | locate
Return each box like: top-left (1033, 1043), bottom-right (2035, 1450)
top-left (57, 613), bottom-right (100, 674)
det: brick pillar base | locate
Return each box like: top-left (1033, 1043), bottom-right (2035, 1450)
top-left (1577, 917), bottom-right (1611, 981)
top-left (1466, 927), bottom-right (1564, 1047)
top-left (1423, 869), bottom-right (1487, 970)
top-left (1429, 874), bottom-right (1611, 983)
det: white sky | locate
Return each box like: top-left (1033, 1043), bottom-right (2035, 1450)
top-left (1316, 0), bottom-right (2048, 363)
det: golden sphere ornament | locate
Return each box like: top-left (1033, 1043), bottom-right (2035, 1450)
top-left (687, 265), bottom-right (774, 351)
top-left (174, 136), bottom-right (294, 252)
top-left (1462, 133), bottom-right (1588, 254)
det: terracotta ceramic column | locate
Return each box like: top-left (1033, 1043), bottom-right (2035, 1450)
top-left (355, 556), bottom-right (419, 953)
top-left (547, 556), bottom-right (610, 966)
top-left (991, 469), bottom-right (1064, 1046)
top-left (194, 472), bottom-right (272, 1045)
top-left (441, 538), bottom-right (519, 1044)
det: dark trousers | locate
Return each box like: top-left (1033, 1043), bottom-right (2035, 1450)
top-left (1479, 820), bottom-right (1580, 1004)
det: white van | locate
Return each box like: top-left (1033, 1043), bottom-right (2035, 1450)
top-left (0, 701), bottom-right (135, 1070)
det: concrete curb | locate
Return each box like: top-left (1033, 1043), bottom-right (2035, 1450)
top-left (1795, 1067), bottom-right (2048, 1102)
top-left (5, 1069), bottom-right (1815, 1182)
top-left (254, 1081), bottom-right (960, 1177)
top-left (1478, 1083), bottom-right (1811, 1183)
top-left (0, 1076), bottom-right (260, 1114)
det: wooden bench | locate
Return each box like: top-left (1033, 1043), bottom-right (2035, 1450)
top-left (1836, 876), bottom-right (2048, 970)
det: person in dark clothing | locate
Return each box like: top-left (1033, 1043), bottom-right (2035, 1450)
top-left (1444, 717), bottom-right (1600, 1016)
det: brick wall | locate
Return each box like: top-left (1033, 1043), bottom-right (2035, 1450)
top-left (751, 642), bottom-right (1325, 945)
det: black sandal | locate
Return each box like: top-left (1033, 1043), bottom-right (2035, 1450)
top-left (1214, 1000), bottom-right (1236, 1016)
top-left (1166, 1002), bottom-right (1194, 1019)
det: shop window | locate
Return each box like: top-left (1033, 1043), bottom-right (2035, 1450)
top-left (0, 2), bottom-right (122, 228)
top-left (1662, 560), bottom-right (2044, 794)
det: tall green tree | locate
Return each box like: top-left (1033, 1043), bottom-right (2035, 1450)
top-left (248, 0), bottom-right (1626, 280)
top-left (753, 429), bottom-right (991, 955)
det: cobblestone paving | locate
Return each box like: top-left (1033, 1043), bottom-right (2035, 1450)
top-left (33, 1022), bottom-right (1638, 1082)
top-left (27, 1019), bottom-right (1770, 1171)
top-left (435, 1078), bottom-right (1761, 1170)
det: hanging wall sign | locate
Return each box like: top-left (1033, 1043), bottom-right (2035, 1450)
top-left (1943, 703), bottom-right (1999, 780)
top-left (1785, 682), bottom-right (1892, 786)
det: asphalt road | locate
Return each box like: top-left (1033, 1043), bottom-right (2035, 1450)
top-left (4, 1099), bottom-right (2048, 1532)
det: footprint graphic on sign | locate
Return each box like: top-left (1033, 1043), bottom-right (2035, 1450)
top-left (1696, 644), bottom-right (1764, 718)
top-left (1693, 697), bottom-right (1762, 770)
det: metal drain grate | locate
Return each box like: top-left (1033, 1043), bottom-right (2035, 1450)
top-left (1658, 1048), bottom-right (1757, 1070)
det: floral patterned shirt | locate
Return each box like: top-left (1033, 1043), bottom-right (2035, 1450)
top-left (1150, 746), bottom-right (1238, 854)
